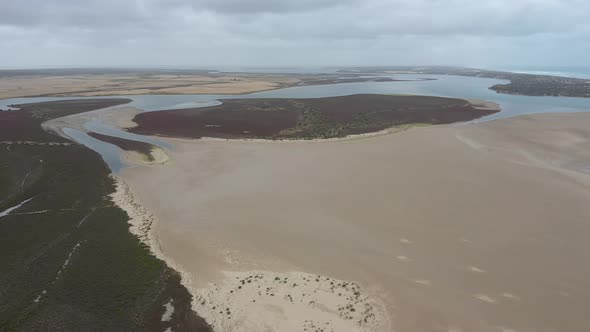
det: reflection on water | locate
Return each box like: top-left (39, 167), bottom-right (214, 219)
top-left (2, 74), bottom-right (590, 172)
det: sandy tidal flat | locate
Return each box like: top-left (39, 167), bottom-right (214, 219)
top-left (0, 73), bottom-right (301, 99)
top-left (119, 113), bottom-right (590, 332)
top-left (195, 270), bottom-right (389, 332)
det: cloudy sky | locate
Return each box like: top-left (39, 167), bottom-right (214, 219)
top-left (1, 0), bottom-right (588, 69)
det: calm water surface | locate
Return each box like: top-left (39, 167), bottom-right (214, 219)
top-left (2, 74), bottom-right (590, 171)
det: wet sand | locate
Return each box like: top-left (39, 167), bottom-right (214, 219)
top-left (119, 113), bottom-right (590, 332)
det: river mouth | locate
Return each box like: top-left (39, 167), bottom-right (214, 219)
top-left (3, 74), bottom-right (590, 172)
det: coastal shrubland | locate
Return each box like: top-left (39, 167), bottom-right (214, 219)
top-left (0, 100), bottom-right (211, 331)
top-left (130, 94), bottom-right (498, 140)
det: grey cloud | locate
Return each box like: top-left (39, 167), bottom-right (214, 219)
top-left (2, 0), bottom-right (585, 36)
top-left (0, 0), bottom-right (588, 68)
top-left (0, 0), bottom-right (152, 28)
top-left (195, 0), bottom-right (360, 14)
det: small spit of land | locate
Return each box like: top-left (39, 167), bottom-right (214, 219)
top-left (130, 94), bottom-right (498, 140)
top-left (340, 66), bottom-right (590, 98)
top-left (0, 100), bottom-right (211, 331)
top-left (87, 132), bottom-right (157, 162)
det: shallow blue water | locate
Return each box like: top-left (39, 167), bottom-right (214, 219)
top-left (62, 128), bottom-right (127, 173)
top-left (118, 74), bottom-right (590, 121)
top-left (2, 74), bottom-right (590, 171)
top-left (84, 120), bottom-right (173, 150)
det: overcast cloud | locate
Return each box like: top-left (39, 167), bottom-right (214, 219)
top-left (1, 0), bottom-right (588, 68)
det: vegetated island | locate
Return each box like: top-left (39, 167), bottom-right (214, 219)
top-left (129, 94), bottom-right (499, 140)
top-left (338, 66), bottom-right (590, 98)
top-left (87, 132), bottom-right (157, 162)
top-left (0, 99), bottom-right (211, 331)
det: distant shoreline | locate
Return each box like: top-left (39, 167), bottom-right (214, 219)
top-left (1, 66), bottom-right (590, 100)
